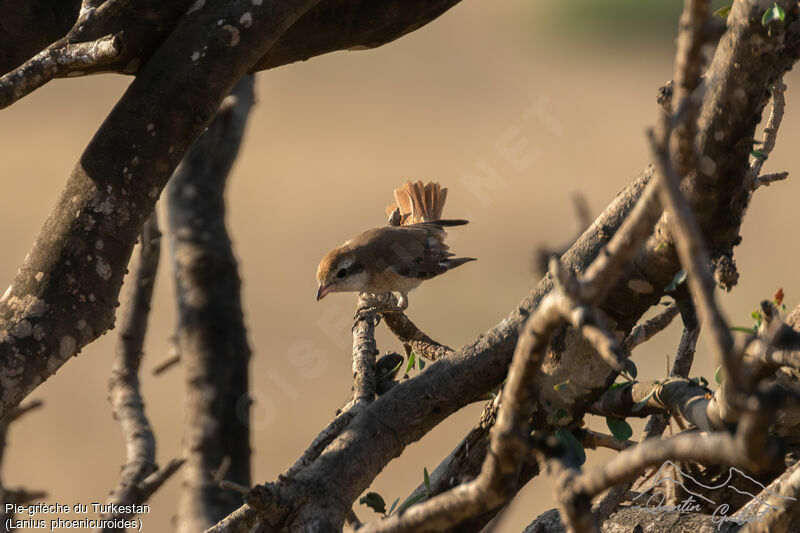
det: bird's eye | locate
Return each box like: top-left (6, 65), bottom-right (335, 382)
top-left (336, 268), bottom-right (347, 278)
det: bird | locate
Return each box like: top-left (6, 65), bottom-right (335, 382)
top-left (316, 180), bottom-right (475, 310)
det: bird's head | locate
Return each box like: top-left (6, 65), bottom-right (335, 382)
top-left (316, 246), bottom-right (368, 301)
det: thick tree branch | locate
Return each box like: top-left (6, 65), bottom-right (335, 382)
top-left (358, 183), bottom-right (664, 532)
top-left (360, 293), bottom-right (574, 533)
top-left (169, 75), bottom-right (256, 532)
top-left (0, 1), bottom-right (463, 101)
top-left (0, 0), bottom-right (316, 416)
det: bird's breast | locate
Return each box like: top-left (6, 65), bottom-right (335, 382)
top-left (365, 268), bottom-right (422, 294)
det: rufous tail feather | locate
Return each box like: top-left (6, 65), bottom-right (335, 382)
top-left (385, 180), bottom-right (449, 225)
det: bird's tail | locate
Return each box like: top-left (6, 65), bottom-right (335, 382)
top-left (386, 180), bottom-right (449, 225)
top-left (441, 257), bottom-right (477, 270)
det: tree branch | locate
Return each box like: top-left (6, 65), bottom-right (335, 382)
top-left (0, 1), bottom-right (463, 102)
top-left (169, 74), bottom-right (256, 532)
top-left (0, 0), bottom-right (316, 415)
top-left (100, 212), bottom-right (180, 531)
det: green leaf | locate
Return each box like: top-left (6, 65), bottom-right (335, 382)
top-left (655, 241), bottom-right (667, 251)
top-left (552, 408), bottom-right (568, 424)
top-left (423, 468), bottom-right (431, 496)
top-left (731, 326), bottom-right (757, 333)
top-left (698, 376), bottom-right (709, 388)
top-left (751, 149), bottom-right (767, 160)
top-left (405, 352), bottom-right (416, 374)
top-left (632, 388), bottom-right (657, 412)
top-left (381, 359), bottom-right (404, 381)
top-left (606, 417), bottom-right (633, 441)
top-left (751, 309), bottom-right (763, 326)
top-left (554, 380), bottom-right (570, 392)
top-left (623, 359), bottom-right (638, 380)
top-left (608, 381), bottom-right (631, 391)
top-left (714, 365), bottom-right (724, 385)
top-left (387, 497), bottom-right (400, 516)
top-left (762, 2), bottom-right (785, 25)
top-left (713, 5), bottom-right (731, 17)
top-left (360, 492), bottom-right (387, 515)
top-left (556, 428), bottom-right (586, 465)
top-left (395, 492), bottom-right (427, 515)
top-left (665, 269), bottom-right (687, 292)
top-left (418, 357), bottom-right (426, 371)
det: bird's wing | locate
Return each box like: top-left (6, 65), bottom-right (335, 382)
top-left (384, 226), bottom-right (475, 280)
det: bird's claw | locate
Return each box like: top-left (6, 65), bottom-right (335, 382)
top-left (353, 303), bottom-right (405, 328)
top-left (354, 306), bottom-right (382, 327)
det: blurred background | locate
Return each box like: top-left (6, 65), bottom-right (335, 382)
top-left (0, 0), bottom-right (796, 530)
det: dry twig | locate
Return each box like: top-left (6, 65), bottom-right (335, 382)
top-left (0, 0), bottom-right (129, 109)
top-left (748, 80), bottom-right (788, 185)
top-left (101, 212), bottom-right (183, 530)
top-left (622, 303), bottom-right (679, 353)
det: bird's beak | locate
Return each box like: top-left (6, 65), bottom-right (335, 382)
top-left (316, 283), bottom-right (332, 301)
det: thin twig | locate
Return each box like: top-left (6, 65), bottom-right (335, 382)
top-left (648, 127), bottom-right (743, 390)
top-left (671, 321), bottom-right (700, 378)
top-left (219, 480), bottom-right (250, 495)
top-left (2, 399), bottom-right (44, 423)
top-left (151, 352), bottom-right (180, 376)
top-left (101, 212), bottom-right (182, 531)
top-left (578, 176), bottom-right (663, 304)
top-left (622, 303), bottom-right (679, 354)
top-left (748, 80), bottom-right (787, 182)
top-left (379, 293), bottom-right (453, 361)
top-left (578, 429), bottom-right (635, 452)
top-left (750, 171), bottom-right (789, 190)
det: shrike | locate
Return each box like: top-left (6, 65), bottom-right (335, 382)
top-left (316, 181), bottom-right (474, 309)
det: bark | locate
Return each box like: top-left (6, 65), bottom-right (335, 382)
top-left (0, 0), bottom-right (317, 418)
top-left (0, 0), bottom-right (462, 78)
top-left (390, 4), bottom-right (800, 528)
top-left (0, 0), bottom-right (798, 531)
top-left (102, 212), bottom-right (182, 531)
top-left (218, 3), bottom-right (800, 529)
top-left (169, 75), bottom-right (255, 532)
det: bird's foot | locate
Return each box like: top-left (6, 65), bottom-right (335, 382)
top-left (353, 306), bottom-right (382, 326)
top-left (353, 303), bottom-right (405, 326)
top-left (358, 293), bottom-right (405, 313)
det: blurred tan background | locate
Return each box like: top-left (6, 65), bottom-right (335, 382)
top-left (1, 0), bottom-right (799, 531)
